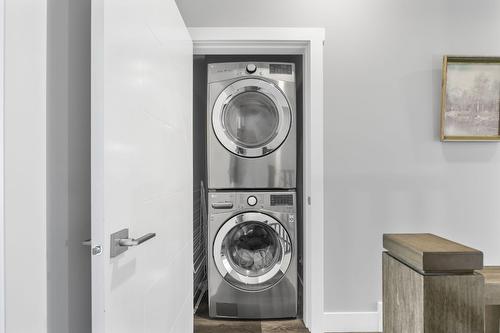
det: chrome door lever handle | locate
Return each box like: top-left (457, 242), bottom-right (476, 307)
top-left (118, 233), bottom-right (156, 247)
top-left (110, 228), bottom-right (156, 258)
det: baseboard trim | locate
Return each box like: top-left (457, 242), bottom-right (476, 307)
top-left (323, 302), bottom-right (382, 332)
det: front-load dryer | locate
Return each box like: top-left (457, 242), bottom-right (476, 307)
top-left (207, 190), bottom-right (297, 319)
top-left (207, 62), bottom-right (296, 189)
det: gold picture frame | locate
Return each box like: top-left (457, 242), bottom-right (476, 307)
top-left (441, 56), bottom-right (500, 141)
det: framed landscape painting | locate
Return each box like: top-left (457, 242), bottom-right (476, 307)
top-left (441, 56), bottom-right (500, 141)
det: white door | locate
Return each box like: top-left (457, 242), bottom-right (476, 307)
top-left (91, 0), bottom-right (193, 332)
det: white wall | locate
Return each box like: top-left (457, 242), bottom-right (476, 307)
top-left (176, 0), bottom-right (500, 314)
top-left (4, 0), bottom-right (47, 332)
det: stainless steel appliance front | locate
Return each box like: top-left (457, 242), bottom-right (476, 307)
top-left (207, 191), bottom-right (297, 319)
top-left (207, 62), bottom-right (297, 189)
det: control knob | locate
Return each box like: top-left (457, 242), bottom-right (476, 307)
top-left (247, 195), bottom-right (257, 206)
top-left (246, 63), bottom-right (257, 74)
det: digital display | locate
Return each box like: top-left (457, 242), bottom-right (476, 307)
top-left (270, 194), bottom-right (294, 206)
top-left (269, 64), bottom-right (293, 75)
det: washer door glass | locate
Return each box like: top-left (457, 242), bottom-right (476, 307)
top-left (213, 212), bottom-right (292, 291)
top-left (226, 222), bottom-right (280, 276)
top-left (212, 78), bottom-right (292, 158)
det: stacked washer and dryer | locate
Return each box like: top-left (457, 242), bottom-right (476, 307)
top-left (206, 62), bottom-right (298, 319)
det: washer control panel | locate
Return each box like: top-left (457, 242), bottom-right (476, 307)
top-left (208, 191), bottom-right (296, 213)
top-left (270, 194), bottom-right (294, 206)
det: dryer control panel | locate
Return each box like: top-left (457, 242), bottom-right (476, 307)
top-left (269, 63), bottom-right (293, 75)
top-left (207, 62), bottom-right (295, 84)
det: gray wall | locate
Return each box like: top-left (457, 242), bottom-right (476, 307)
top-left (175, 0), bottom-right (500, 312)
top-left (47, 0), bottom-right (91, 332)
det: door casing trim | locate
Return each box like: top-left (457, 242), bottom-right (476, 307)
top-left (0, 0), bottom-right (4, 331)
top-left (190, 27), bottom-right (325, 333)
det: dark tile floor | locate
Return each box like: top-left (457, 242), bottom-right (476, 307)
top-left (194, 294), bottom-right (309, 333)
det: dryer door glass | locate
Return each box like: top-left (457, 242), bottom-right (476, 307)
top-left (213, 212), bottom-right (292, 291)
top-left (212, 78), bottom-right (291, 158)
top-left (224, 92), bottom-right (279, 148)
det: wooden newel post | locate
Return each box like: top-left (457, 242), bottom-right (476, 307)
top-left (382, 233), bottom-right (484, 333)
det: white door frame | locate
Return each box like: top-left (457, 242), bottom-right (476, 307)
top-left (189, 27), bottom-right (325, 333)
top-left (0, 0), bottom-right (4, 331)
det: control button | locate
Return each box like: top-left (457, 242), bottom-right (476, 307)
top-left (247, 196), bottom-right (257, 206)
top-left (212, 202), bottom-right (233, 209)
top-left (246, 64), bottom-right (257, 74)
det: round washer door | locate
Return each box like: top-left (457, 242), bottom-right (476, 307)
top-left (212, 78), bottom-right (292, 158)
top-left (213, 212), bottom-right (292, 291)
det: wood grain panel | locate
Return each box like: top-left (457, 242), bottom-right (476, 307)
top-left (424, 273), bottom-right (484, 332)
top-left (383, 252), bottom-right (484, 333)
top-left (383, 233), bottom-right (483, 273)
top-left (383, 252), bottom-right (424, 333)
top-left (484, 305), bottom-right (500, 333)
top-left (478, 267), bottom-right (500, 333)
top-left (478, 266), bottom-right (500, 305)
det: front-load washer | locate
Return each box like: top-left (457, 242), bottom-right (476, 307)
top-left (207, 62), bottom-right (296, 189)
top-left (207, 190), bottom-right (297, 319)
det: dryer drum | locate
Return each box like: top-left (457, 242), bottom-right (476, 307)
top-left (212, 78), bottom-right (291, 158)
top-left (222, 91), bottom-right (280, 149)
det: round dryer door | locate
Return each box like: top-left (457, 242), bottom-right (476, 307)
top-left (213, 212), bottom-right (292, 291)
top-left (212, 78), bottom-right (292, 158)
